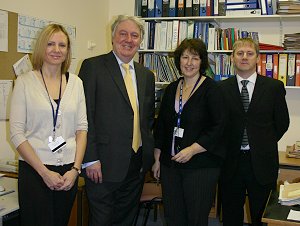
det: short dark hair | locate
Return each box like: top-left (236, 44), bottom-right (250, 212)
top-left (174, 38), bottom-right (209, 75)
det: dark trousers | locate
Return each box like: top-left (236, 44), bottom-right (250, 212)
top-left (85, 149), bottom-right (145, 226)
top-left (160, 164), bottom-right (220, 226)
top-left (18, 160), bottom-right (78, 226)
top-left (221, 152), bottom-right (275, 226)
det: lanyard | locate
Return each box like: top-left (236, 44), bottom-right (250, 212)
top-left (176, 75), bottom-right (201, 129)
top-left (40, 69), bottom-right (62, 139)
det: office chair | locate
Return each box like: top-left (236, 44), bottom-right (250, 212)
top-left (133, 181), bottom-right (163, 226)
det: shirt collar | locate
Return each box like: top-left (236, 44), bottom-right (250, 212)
top-left (236, 72), bottom-right (257, 85)
top-left (113, 51), bottom-right (134, 69)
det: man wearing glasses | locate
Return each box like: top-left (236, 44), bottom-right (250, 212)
top-left (220, 37), bottom-right (290, 226)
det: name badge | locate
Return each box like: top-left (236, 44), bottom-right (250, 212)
top-left (48, 136), bottom-right (66, 153)
top-left (174, 127), bottom-right (184, 138)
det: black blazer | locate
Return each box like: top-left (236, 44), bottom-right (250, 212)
top-left (220, 75), bottom-right (289, 185)
top-left (79, 51), bottom-right (155, 182)
top-left (155, 76), bottom-right (226, 169)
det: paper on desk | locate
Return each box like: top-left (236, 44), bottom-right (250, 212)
top-left (287, 209), bottom-right (300, 221)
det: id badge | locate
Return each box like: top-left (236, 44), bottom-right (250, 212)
top-left (173, 127), bottom-right (184, 138)
top-left (48, 136), bottom-right (66, 153)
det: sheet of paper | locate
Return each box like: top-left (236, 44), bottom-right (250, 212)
top-left (0, 10), bottom-right (8, 52)
top-left (287, 209), bottom-right (300, 221)
top-left (0, 80), bottom-right (13, 120)
top-left (13, 54), bottom-right (33, 76)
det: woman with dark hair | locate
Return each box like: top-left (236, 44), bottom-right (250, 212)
top-left (152, 38), bottom-right (226, 226)
top-left (10, 24), bottom-right (87, 226)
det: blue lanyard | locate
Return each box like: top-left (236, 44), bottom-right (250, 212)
top-left (176, 76), bottom-right (201, 129)
top-left (40, 70), bottom-right (62, 138)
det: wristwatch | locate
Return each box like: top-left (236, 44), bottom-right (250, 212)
top-left (71, 166), bottom-right (81, 174)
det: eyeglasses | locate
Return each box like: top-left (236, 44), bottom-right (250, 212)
top-left (235, 51), bottom-right (256, 58)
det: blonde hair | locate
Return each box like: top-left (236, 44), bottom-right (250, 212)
top-left (32, 24), bottom-right (71, 74)
top-left (232, 37), bottom-right (260, 56)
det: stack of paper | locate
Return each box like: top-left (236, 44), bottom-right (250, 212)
top-left (279, 182), bottom-right (300, 206)
top-left (277, 0), bottom-right (300, 14)
top-left (284, 33), bottom-right (300, 50)
top-left (286, 141), bottom-right (300, 158)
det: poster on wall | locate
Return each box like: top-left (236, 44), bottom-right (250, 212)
top-left (17, 14), bottom-right (76, 57)
top-left (0, 80), bottom-right (13, 120)
top-left (0, 10), bottom-right (8, 52)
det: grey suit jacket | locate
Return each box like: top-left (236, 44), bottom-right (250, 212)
top-left (79, 51), bottom-right (155, 182)
top-left (220, 75), bottom-right (289, 185)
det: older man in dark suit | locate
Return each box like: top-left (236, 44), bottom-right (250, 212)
top-left (78, 15), bottom-right (155, 226)
top-left (220, 38), bottom-right (289, 226)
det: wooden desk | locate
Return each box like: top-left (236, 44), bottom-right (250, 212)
top-left (278, 151), bottom-right (300, 183)
top-left (262, 191), bottom-right (300, 226)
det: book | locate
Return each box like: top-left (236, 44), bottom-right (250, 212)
top-left (208, 27), bottom-right (216, 51)
top-left (260, 53), bottom-right (267, 76)
top-left (200, 0), bottom-right (207, 15)
top-left (213, 0), bottom-right (219, 15)
top-left (287, 53), bottom-right (296, 86)
top-left (278, 53), bottom-right (288, 86)
top-left (169, 0), bottom-right (177, 16)
top-left (266, 54), bottom-right (273, 78)
top-left (155, 0), bottom-right (163, 17)
top-left (141, 0), bottom-right (148, 17)
top-left (206, 0), bottom-right (212, 15)
top-left (171, 20), bottom-right (179, 50)
top-left (148, 0), bottom-right (156, 17)
top-left (177, 0), bottom-right (185, 16)
top-left (226, 9), bottom-right (261, 16)
top-left (296, 54), bottom-right (300, 86)
top-left (226, 2), bottom-right (257, 9)
top-left (185, 0), bottom-right (193, 15)
top-left (266, 0), bottom-right (273, 14)
top-left (193, 0), bottom-right (200, 15)
top-left (273, 54), bottom-right (279, 80)
top-left (166, 21), bottom-right (173, 50)
top-left (187, 20), bottom-right (194, 39)
top-left (225, 0), bottom-right (257, 3)
top-left (260, 0), bottom-right (268, 15)
top-left (162, 0), bottom-right (170, 16)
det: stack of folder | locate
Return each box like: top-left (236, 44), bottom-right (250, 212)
top-left (279, 182), bottom-right (300, 206)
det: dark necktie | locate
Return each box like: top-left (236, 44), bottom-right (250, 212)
top-left (241, 80), bottom-right (249, 147)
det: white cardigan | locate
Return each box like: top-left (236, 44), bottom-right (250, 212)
top-left (10, 71), bottom-right (88, 165)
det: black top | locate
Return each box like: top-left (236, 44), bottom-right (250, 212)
top-left (154, 77), bottom-right (226, 169)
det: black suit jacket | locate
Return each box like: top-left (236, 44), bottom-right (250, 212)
top-left (79, 51), bottom-right (155, 182)
top-left (220, 75), bottom-right (289, 185)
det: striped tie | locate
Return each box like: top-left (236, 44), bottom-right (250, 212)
top-left (241, 80), bottom-right (249, 147)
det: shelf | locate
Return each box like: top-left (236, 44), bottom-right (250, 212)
top-left (141, 14), bottom-right (300, 22)
top-left (139, 49), bottom-right (300, 54)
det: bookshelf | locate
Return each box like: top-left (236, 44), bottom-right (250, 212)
top-left (135, 1), bottom-right (300, 219)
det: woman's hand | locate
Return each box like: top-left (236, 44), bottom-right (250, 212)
top-left (41, 169), bottom-right (64, 190)
top-left (152, 148), bottom-right (161, 180)
top-left (152, 160), bottom-right (160, 180)
top-left (59, 170), bottom-right (78, 191)
top-left (171, 143), bottom-right (206, 164)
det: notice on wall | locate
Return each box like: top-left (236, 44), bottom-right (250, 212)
top-left (0, 80), bottom-right (13, 120)
top-left (0, 10), bottom-right (8, 52)
top-left (17, 14), bottom-right (76, 56)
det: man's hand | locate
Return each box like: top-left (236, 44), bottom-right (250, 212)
top-left (86, 161), bottom-right (103, 183)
